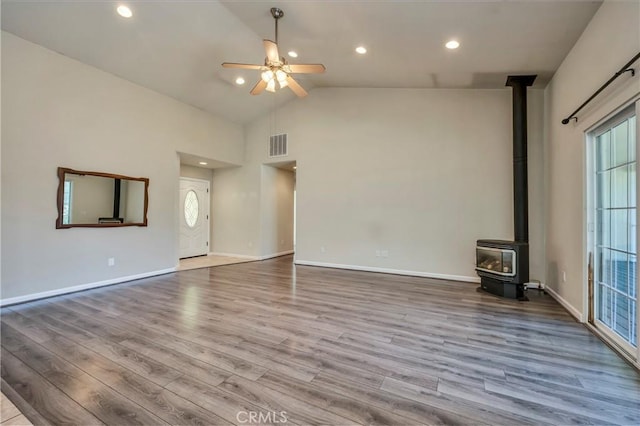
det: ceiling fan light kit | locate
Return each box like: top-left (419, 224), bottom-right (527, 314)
top-left (222, 7), bottom-right (325, 98)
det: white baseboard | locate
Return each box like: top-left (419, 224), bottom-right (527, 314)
top-left (544, 285), bottom-right (583, 322)
top-left (0, 268), bottom-right (176, 307)
top-left (294, 260), bottom-right (480, 283)
top-left (209, 252), bottom-right (260, 260)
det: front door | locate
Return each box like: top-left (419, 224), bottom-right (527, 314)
top-left (179, 177), bottom-right (210, 259)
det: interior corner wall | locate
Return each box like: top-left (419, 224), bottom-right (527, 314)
top-left (1, 32), bottom-right (244, 302)
top-left (544, 1), bottom-right (640, 316)
top-left (260, 166), bottom-right (295, 256)
top-left (527, 89), bottom-right (546, 284)
top-left (243, 87), bottom-right (545, 282)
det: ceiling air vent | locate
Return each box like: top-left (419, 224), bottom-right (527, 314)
top-left (269, 133), bottom-right (288, 157)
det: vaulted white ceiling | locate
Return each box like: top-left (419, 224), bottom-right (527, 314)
top-left (1, 0), bottom-right (602, 124)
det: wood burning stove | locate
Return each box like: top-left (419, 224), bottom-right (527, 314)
top-left (476, 75), bottom-right (535, 299)
top-left (476, 240), bottom-right (528, 299)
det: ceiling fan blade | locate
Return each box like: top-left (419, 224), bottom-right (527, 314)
top-left (286, 75), bottom-right (307, 98)
top-left (286, 64), bottom-right (326, 74)
top-left (250, 79), bottom-right (268, 95)
top-left (264, 39), bottom-right (280, 64)
top-left (222, 62), bottom-right (265, 70)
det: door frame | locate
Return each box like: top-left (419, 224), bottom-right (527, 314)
top-left (585, 98), bottom-right (640, 362)
top-left (179, 176), bottom-right (211, 259)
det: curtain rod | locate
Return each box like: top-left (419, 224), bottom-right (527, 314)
top-left (562, 51), bottom-right (640, 125)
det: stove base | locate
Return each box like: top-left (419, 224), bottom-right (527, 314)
top-left (479, 277), bottom-right (525, 300)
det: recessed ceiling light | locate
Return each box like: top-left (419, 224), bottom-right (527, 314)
top-left (445, 40), bottom-right (460, 50)
top-left (235, 77), bottom-right (245, 85)
top-left (199, 161), bottom-right (208, 165)
top-left (288, 51), bottom-right (298, 58)
top-left (116, 5), bottom-right (133, 18)
top-left (355, 46), bottom-right (367, 54)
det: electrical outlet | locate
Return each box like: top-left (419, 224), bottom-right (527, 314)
top-left (108, 257), bottom-right (115, 267)
top-left (376, 250), bottom-right (381, 257)
top-left (562, 271), bottom-right (567, 282)
top-left (320, 246), bottom-right (326, 253)
top-left (248, 241), bottom-right (253, 248)
top-left (381, 250), bottom-right (389, 258)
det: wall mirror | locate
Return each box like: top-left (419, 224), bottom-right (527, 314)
top-left (56, 167), bottom-right (149, 228)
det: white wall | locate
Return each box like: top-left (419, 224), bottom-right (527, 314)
top-left (233, 87), bottom-right (545, 281)
top-left (528, 88), bottom-right (546, 284)
top-left (180, 164), bottom-right (214, 182)
top-left (1, 32), bottom-right (244, 302)
top-left (211, 165), bottom-right (262, 256)
top-left (544, 1), bottom-right (640, 315)
top-left (260, 166), bottom-right (295, 256)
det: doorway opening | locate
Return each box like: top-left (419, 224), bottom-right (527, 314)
top-left (263, 161), bottom-right (296, 259)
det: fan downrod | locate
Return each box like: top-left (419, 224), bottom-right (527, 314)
top-left (271, 7), bottom-right (284, 19)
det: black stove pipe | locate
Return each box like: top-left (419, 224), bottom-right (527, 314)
top-left (505, 75), bottom-right (536, 243)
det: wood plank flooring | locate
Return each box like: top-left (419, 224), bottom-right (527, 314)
top-left (177, 255), bottom-right (256, 272)
top-left (1, 255), bottom-right (639, 425)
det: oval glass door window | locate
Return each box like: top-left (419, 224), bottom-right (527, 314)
top-left (184, 190), bottom-right (199, 228)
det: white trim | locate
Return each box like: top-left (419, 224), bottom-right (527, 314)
top-left (585, 96), bottom-right (639, 134)
top-left (595, 318), bottom-right (637, 356)
top-left (260, 250), bottom-right (294, 260)
top-left (585, 322), bottom-right (640, 370)
top-left (209, 252), bottom-right (260, 260)
top-left (637, 99), bottom-right (640, 364)
top-left (525, 281), bottom-right (545, 290)
top-left (544, 285), bottom-right (584, 322)
top-left (584, 124), bottom-right (595, 329)
top-left (0, 268), bottom-right (176, 307)
top-left (294, 260), bottom-right (480, 283)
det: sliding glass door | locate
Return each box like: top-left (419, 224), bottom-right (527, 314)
top-left (592, 105), bottom-right (637, 354)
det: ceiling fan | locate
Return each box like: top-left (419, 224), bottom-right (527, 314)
top-left (222, 7), bottom-right (325, 98)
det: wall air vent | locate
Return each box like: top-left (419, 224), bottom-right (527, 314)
top-left (269, 134), bottom-right (288, 157)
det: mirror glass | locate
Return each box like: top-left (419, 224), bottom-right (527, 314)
top-left (56, 167), bottom-right (149, 228)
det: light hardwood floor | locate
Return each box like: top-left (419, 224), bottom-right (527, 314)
top-left (1, 255), bottom-right (639, 425)
top-left (177, 254), bottom-right (256, 271)
top-left (0, 391), bottom-right (32, 425)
